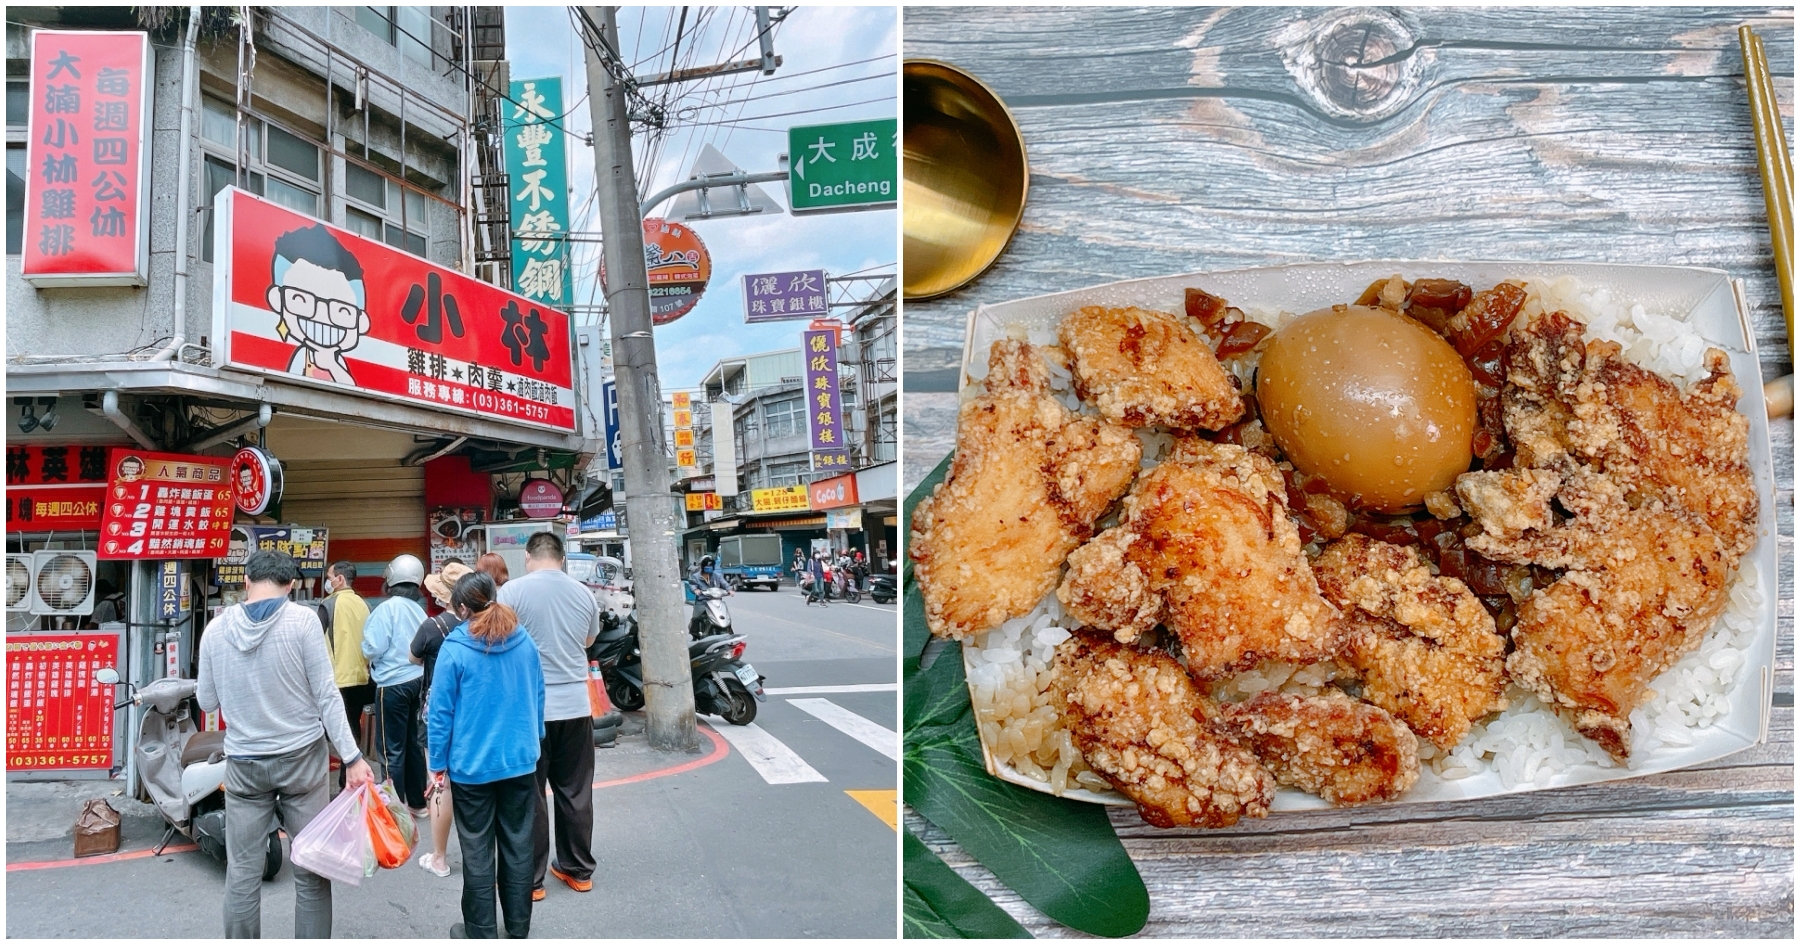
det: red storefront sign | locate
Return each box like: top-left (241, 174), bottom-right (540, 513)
top-left (808, 472), bottom-right (859, 510)
top-left (214, 188), bottom-right (577, 432)
top-left (6, 633), bottom-right (121, 771)
top-left (20, 30), bottom-right (152, 286)
top-left (5, 445), bottom-right (110, 533)
top-left (643, 218), bottom-right (711, 325)
top-left (96, 448), bottom-right (235, 559)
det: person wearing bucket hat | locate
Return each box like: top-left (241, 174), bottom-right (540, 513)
top-left (411, 560), bottom-right (473, 878)
top-left (362, 554), bottom-right (430, 815)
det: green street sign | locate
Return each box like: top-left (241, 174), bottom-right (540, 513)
top-left (787, 118), bottom-right (897, 214)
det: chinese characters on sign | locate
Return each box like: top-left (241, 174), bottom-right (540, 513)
top-left (743, 269), bottom-right (829, 323)
top-left (215, 526), bottom-right (330, 585)
top-left (97, 449), bottom-right (235, 560)
top-left (5, 445), bottom-right (109, 533)
top-left (156, 560), bottom-right (191, 620)
top-left (503, 77), bottom-right (573, 306)
top-left (802, 329), bottom-right (850, 469)
top-left (642, 219), bottom-right (712, 325)
top-left (672, 391), bottom-right (698, 469)
top-left (787, 118), bottom-right (898, 214)
top-left (684, 492), bottom-right (722, 511)
top-left (749, 486), bottom-right (811, 514)
top-left (6, 633), bottom-right (120, 771)
top-left (21, 31), bottom-right (152, 286)
top-left (214, 188), bottom-right (577, 432)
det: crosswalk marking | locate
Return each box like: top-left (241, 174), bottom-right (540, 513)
top-left (709, 722), bottom-right (828, 784)
top-left (788, 698), bottom-right (900, 761)
top-left (762, 683), bottom-right (897, 695)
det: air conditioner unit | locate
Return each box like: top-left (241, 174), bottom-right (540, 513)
top-left (31, 550), bottom-right (97, 616)
top-left (5, 554), bottom-right (34, 613)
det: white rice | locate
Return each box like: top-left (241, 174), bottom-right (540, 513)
top-left (962, 275), bottom-right (1763, 802)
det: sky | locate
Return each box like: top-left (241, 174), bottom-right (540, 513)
top-left (505, 4), bottom-right (899, 391)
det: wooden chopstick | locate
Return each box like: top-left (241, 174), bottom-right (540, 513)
top-left (1739, 26), bottom-right (1794, 416)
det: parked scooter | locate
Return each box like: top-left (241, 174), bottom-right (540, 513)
top-left (868, 572), bottom-right (897, 604)
top-left (590, 620), bottom-right (764, 725)
top-left (688, 586), bottom-right (732, 639)
top-left (95, 669), bottom-right (283, 880)
top-left (833, 569), bottom-right (862, 604)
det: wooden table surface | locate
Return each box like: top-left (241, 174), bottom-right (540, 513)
top-left (901, 6), bottom-right (1793, 937)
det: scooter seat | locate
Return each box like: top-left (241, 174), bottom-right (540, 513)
top-left (181, 729), bottom-right (227, 767)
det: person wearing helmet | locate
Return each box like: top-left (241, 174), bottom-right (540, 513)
top-left (687, 554), bottom-right (731, 595)
top-left (361, 553), bottom-right (430, 815)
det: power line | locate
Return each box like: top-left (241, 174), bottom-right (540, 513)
top-left (678, 95), bottom-right (896, 129)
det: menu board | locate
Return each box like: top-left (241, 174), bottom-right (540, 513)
top-left (214, 525), bottom-right (330, 585)
top-left (98, 448), bottom-right (234, 559)
top-left (5, 632), bottom-right (120, 771)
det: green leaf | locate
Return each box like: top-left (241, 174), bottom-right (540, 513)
top-left (902, 451), bottom-right (954, 669)
top-left (903, 830), bottom-right (1033, 939)
top-left (904, 634), bottom-right (1149, 937)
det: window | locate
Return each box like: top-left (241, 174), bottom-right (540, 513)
top-left (763, 394), bottom-right (805, 439)
top-left (765, 461), bottom-right (811, 488)
top-left (358, 7), bottom-right (436, 70)
top-left (6, 145), bottom-right (25, 255)
top-left (343, 160), bottom-right (428, 256)
top-left (197, 97), bottom-right (320, 260)
top-left (6, 79), bottom-right (27, 127)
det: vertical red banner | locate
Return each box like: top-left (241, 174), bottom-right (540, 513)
top-left (20, 30), bottom-right (152, 286)
top-left (6, 633), bottom-right (121, 771)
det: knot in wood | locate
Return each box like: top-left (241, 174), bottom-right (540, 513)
top-left (1285, 9), bottom-right (1423, 123)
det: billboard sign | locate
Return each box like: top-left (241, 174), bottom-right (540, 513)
top-left (5, 445), bottom-right (109, 533)
top-left (215, 525), bottom-right (330, 585)
top-left (20, 30), bottom-right (153, 286)
top-left (802, 329), bottom-right (850, 470)
top-left (787, 118), bottom-right (897, 214)
top-left (808, 472), bottom-right (859, 511)
top-left (213, 188), bottom-right (576, 432)
top-left (743, 269), bottom-right (829, 322)
top-left (643, 218), bottom-right (711, 325)
top-left (97, 449), bottom-right (235, 560)
top-left (6, 632), bottom-right (121, 771)
top-left (503, 76), bottom-right (574, 306)
top-left (750, 485), bottom-right (810, 514)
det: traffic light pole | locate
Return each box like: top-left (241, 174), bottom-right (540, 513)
top-left (580, 5), bottom-right (697, 752)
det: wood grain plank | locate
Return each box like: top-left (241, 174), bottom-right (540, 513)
top-left (901, 7), bottom-right (1795, 937)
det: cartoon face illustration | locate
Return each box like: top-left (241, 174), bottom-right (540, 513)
top-left (116, 456), bottom-right (144, 482)
top-left (265, 225), bottom-right (370, 385)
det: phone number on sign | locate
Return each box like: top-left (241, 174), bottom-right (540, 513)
top-left (9, 753), bottom-right (112, 768)
top-left (469, 390), bottom-right (554, 423)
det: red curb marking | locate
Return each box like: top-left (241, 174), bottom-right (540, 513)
top-left (7, 842), bottom-right (199, 872)
top-left (9, 729), bottom-right (732, 873)
top-left (592, 722), bottom-right (729, 789)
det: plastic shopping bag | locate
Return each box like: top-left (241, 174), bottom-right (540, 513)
top-left (365, 782), bottom-right (414, 869)
top-left (290, 785), bottom-right (371, 887)
top-left (376, 780), bottom-right (417, 849)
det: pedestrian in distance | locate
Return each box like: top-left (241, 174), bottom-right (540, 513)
top-left (791, 549), bottom-right (806, 589)
top-left (427, 571), bottom-right (545, 939)
top-left (475, 551), bottom-right (510, 588)
top-left (806, 551), bottom-right (831, 607)
top-left (411, 561), bottom-right (473, 878)
top-left (851, 551), bottom-right (869, 593)
top-left (497, 532), bottom-right (599, 900)
top-left (315, 560), bottom-right (373, 790)
top-left (362, 553), bottom-right (431, 816)
top-left (196, 549), bottom-right (374, 939)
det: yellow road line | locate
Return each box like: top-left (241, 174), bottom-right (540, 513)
top-left (845, 789), bottom-right (897, 829)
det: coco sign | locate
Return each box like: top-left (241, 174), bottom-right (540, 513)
top-left (231, 446), bottom-right (282, 516)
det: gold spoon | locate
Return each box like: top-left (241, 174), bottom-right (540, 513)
top-left (903, 60), bottom-right (1029, 300)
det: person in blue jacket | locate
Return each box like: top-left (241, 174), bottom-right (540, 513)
top-left (426, 571), bottom-right (545, 940)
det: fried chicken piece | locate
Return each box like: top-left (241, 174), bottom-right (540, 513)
top-left (1058, 438), bottom-right (1340, 677)
top-left (1504, 311), bottom-right (1757, 558)
top-left (1220, 690), bottom-right (1419, 806)
top-left (910, 339), bottom-right (1142, 641)
top-left (1313, 535), bottom-right (1508, 751)
top-left (1053, 632), bottom-right (1273, 827)
top-left (1059, 305), bottom-right (1245, 431)
top-left (1457, 468), bottom-right (1730, 760)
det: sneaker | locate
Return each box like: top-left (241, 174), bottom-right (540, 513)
top-left (408, 806), bottom-right (429, 819)
top-left (549, 864), bottom-right (593, 892)
top-left (418, 851), bottom-right (451, 877)
top-left (531, 887), bottom-right (546, 902)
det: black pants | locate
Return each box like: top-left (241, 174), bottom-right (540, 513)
top-left (336, 683), bottom-right (376, 789)
top-left (375, 677), bottom-right (427, 809)
top-left (452, 772), bottom-right (536, 939)
top-left (533, 716), bottom-right (596, 888)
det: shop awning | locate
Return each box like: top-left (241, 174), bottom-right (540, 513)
top-left (4, 360), bottom-right (594, 454)
top-left (757, 514), bottom-right (827, 528)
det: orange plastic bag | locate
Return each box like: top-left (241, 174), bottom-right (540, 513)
top-left (364, 782), bottom-right (413, 869)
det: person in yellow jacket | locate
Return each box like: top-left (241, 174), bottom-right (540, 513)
top-left (315, 560), bottom-right (372, 787)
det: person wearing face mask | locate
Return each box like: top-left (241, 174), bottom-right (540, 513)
top-left (315, 561), bottom-right (372, 789)
top-left (362, 554), bottom-right (430, 816)
top-left (687, 555), bottom-right (732, 596)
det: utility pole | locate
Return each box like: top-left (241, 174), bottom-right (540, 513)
top-left (580, 5), bottom-right (697, 752)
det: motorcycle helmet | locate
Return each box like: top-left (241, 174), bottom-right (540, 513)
top-left (384, 553), bottom-right (426, 589)
top-left (700, 555), bottom-right (715, 571)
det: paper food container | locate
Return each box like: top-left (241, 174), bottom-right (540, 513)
top-left (954, 261), bottom-right (1780, 810)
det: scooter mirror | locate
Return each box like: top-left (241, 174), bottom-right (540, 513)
top-left (94, 668), bottom-right (120, 685)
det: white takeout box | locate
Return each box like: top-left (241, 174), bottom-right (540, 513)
top-left (956, 261), bottom-right (1780, 810)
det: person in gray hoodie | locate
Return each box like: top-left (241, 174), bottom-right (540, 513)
top-left (197, 549), bottom-right (373, 939)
